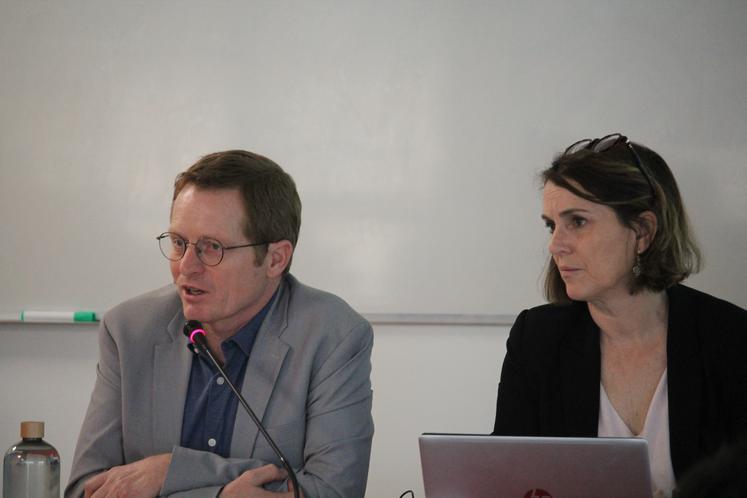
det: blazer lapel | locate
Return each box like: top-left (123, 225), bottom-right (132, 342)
top-left (666, 285), bottom-right (702, 478)
top-left (558, 307), bottom-right (601, 437)
top-left (231, 281), bottom-right (290, 457)
top-left (153, 311), bottom-right (192, 453)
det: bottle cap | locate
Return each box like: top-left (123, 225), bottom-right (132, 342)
top-left (20, 421), bottom-right (45, 439)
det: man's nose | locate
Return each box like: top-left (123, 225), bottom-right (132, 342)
top-left (179, 243), bottom-right (205, 273)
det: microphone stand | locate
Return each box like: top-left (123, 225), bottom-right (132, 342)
top-left (185, 323), bottom-right (300, 498)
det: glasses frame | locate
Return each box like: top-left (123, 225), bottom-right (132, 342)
top-left (564, 133), bottom-right (657, 201)
top-left (156, 232), bottom-right (270, 267)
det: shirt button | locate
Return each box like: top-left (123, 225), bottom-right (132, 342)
top-left (208, 438), bottom-right (217, 447)
top-left (216, 377), bottom-right (225, 385)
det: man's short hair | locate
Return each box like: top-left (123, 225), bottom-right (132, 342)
top-left (173, 150), bottom-right (302, 273)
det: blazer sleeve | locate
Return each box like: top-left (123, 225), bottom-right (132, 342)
top-left (292, 318), bottom-right (374, 498)
top-left (161, 319), bottom-right (375, 498)
top-left (65, 320), bottom-right (126, 498)
top-left (492, 309), bottom-right (541, 436)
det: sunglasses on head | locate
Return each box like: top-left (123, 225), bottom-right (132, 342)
top-left (564, 133), bottom-right (657, 200)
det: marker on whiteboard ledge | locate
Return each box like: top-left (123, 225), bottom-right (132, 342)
top-left (20, 311), bottom-right (98, 323)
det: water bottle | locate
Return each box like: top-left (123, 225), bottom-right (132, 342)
top-left (3, 421), bottom-right (60, 498)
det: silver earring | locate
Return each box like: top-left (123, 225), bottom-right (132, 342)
top-left (632, 253), bottom-right (642, 277)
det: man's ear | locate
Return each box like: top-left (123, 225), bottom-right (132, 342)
top-left (634, 210), bottom-right (658, 253)
top-left (265, 240), bottom-right (294, 278)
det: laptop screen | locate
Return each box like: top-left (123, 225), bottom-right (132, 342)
top-left (419, 434), bottom-right (652, 498)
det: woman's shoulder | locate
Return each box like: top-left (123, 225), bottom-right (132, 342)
top-left (668, 285), bottom-right (746, 360)
top-left (668, 284), bottom-right (746, 326)
top-left (508, 300), bottom-right (595, 356)
top-left (518, 300), bottom-right (590, 327)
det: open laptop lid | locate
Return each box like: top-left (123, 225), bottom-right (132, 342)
top-left (419, 434), bottom-right (652, 498)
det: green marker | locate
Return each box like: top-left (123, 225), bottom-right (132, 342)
top-left (20, 311), bottom-right (98, 323)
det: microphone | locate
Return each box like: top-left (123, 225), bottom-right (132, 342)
top-left (183, 320), bottom-right (300, 498)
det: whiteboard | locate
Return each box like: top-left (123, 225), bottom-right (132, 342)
top-left (2, 1), bottom-right (746, 316)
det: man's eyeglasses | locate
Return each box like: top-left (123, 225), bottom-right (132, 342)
top-left (564, 133), bottom-right (657, 200)
top-left (157, 232), bottom-right (269, 266)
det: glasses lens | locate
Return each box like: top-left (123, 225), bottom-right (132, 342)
top-left (195, 238), bottom-right (224, 266)
top-left (565, 139), bottom-right (592, 155)
top-left (592, 134), bottom-right (624, 153)
top-left (159, 233), bottom-right (186, 261)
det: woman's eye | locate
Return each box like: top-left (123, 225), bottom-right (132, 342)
top-left (572, 216), bottom-right (587, 228)
top-left (544, 222), bottom-right (555, 233)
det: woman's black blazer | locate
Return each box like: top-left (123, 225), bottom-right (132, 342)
top-left (492, 284), bottom-right (747, 479)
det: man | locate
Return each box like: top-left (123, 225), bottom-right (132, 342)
top-left (66, 150), bottom-right (374, 498)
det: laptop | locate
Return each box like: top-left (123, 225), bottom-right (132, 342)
top-left (419, 434), bottom-right (652, 498)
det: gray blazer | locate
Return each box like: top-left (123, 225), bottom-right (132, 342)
top-left (65, 275), bottom-right (374, 498)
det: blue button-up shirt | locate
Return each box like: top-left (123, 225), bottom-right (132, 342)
top-left (180, 293), bottom-right (276, 457)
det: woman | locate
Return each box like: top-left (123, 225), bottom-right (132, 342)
top-left (492, 134), bottom-right (746, 497)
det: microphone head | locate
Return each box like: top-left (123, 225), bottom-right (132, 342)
top-left (183, 320), bottom-right (206, 344)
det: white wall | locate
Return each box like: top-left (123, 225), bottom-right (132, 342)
top-left (369, 324), bottom-right (507, 497)
top-left (1, 1), bottom-right (746, 497)
top-left (0, 325), bottom-right (98, 494)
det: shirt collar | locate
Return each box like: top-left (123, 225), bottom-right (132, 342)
top-left (185, 286), bottom-right (280, 358)
top-left (222, 287), bottom-right (279, 357)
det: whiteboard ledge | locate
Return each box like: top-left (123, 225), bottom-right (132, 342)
top-left (362, 313), bottom-right (515, 326)
top-left (0, 312), bottom-right (516, 327)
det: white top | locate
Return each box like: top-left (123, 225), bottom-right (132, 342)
top-left (598, 369), bottom-right (676, 498)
